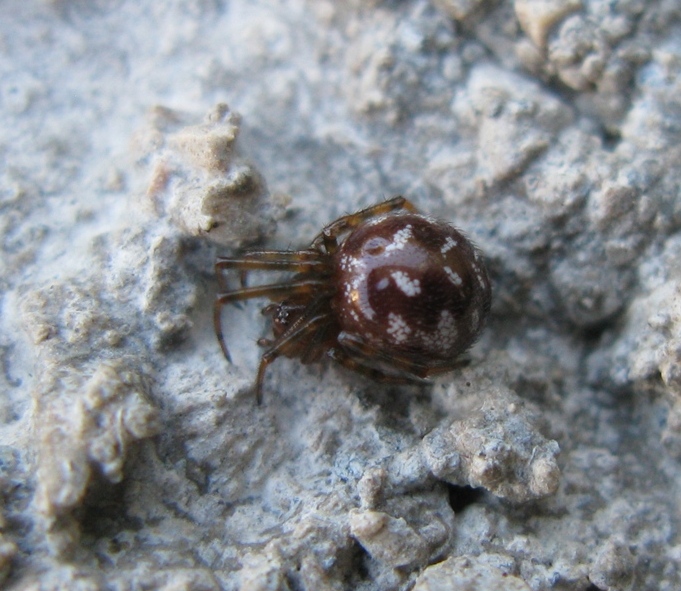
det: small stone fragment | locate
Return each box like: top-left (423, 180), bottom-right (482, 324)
top-left (413, 555), bottom-right (531, 591)
top-left (349, 509), bottom-right (429, 569)
top-left (431, 0), bottom-right (489, 21)
top-left (239, 552), bottom-right (285, 591)
top-left (589, 540), bottom-right (636, 591)
top-left (142, 103), bottom-right (278, 247)
top-left (168, 105), bottom-right (241, 173)
top-left (547, 15), bottom-right (609, 91)
top-left (171, 168), bottom-right (268, 247)
top-left (452, 64), bottom-right (572, 185)
top-left (422, 387), bottom-right (561, 502)
top-left (35, 360), bottom-right (159, 517)
top-left (515, 0), bottom-right (582, 49)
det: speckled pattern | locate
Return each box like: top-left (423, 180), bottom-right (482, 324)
top-left (334, 211), bottom-right (491, 360)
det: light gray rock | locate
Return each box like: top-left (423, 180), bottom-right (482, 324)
top-left (413, 554), bottom-right (531, 590)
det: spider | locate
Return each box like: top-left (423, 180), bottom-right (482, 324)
top-left (214, 196), bottom-right (491, 403)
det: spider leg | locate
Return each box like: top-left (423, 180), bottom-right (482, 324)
top-left (310, 196), bottom-right (417, 253)
top-left (216, 250), bottom-right (324, 271)
top-left (214, 279), bottom-right (332, 362)
top-left (216, 250), bottom-right (327, 289)
top-left (327, 346), bottom-right (431, 385)
top-left (254, 311), bottom-right (331, 404)
top-left (299, 322), bottom-right (335, 365)
top-left (336, 332), bottom-right (466, 380)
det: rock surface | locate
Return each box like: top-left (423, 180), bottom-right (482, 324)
top-left (1, 1), bottom-right (681, 590)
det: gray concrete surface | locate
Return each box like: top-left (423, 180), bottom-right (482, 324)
top-left (1, 1), bottom-right (681, 589)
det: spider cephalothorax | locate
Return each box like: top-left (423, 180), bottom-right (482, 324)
top-left (214, 197), bottom-right (491, 403)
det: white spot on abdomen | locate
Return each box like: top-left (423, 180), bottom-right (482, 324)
top-left (416, 310), bottom-right (458, 353)
top-left (387, 312), bottom-right (411, 343)
top-left (444, 266), bottom-right (463, 286)
top-left (375, 277), bottom-right (389, 290)
top-left (391, 271), bottom-right (421, 296)
top-left (385, 225), bottom-right (413, 252)
top-left (441, 236), bottom-right (458, 254)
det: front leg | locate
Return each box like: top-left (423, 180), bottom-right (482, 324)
top-left (214, 279), bottom-right (332, 362)
top-left (310, 196), bottom-right (417, 252)
top-left (327, 346), bottom-right (431, 385)
top-left (215, 250), bottom-right (325, 289)
top-left (336, 332), bottom-right (469, 379)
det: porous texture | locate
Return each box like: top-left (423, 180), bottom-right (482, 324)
top-left (413, 554), bottom-right (532, 590)
top-left (1, 1), bottom-right (681, 590)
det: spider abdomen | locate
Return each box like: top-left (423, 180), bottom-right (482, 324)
top-left (332, 213), bottom-right (491, 362)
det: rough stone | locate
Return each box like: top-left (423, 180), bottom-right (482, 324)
top-left (422, 386), bottom-right (561, 502)
top-left (2, 1), bottom-right (681, 590)
top-left (413, 554), bottom-right (531, 590)
top-left (142, 103), bottom-right (279, 248)
top-left (515, 0), bottom-right (582, 49)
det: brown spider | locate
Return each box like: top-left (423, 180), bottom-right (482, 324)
top-left (214, 196), bottom-right (491, 403)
